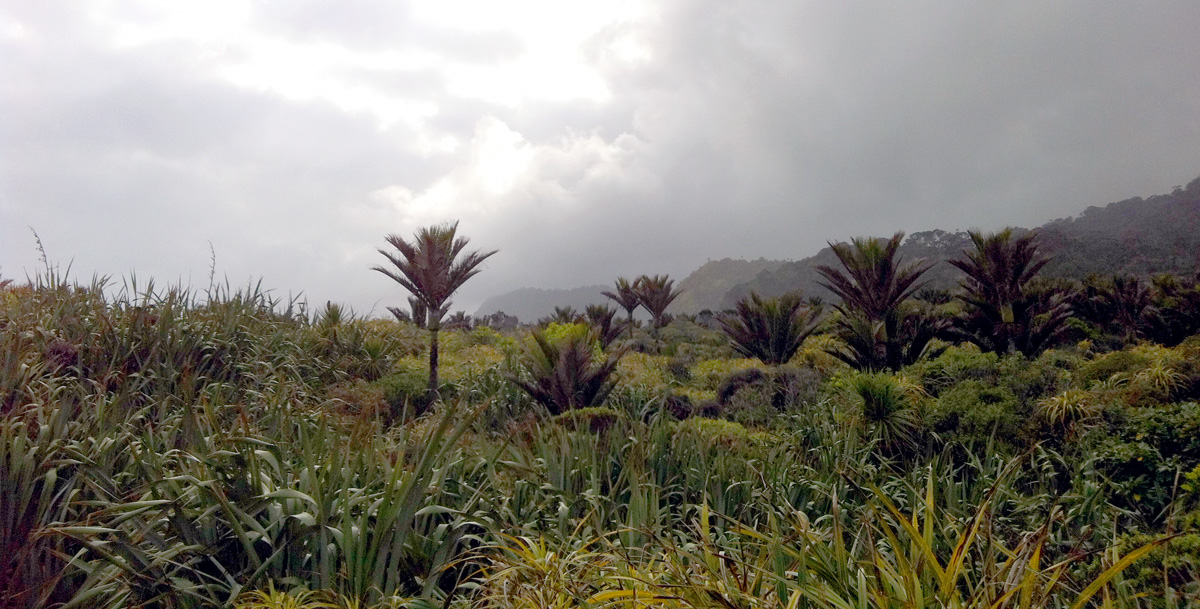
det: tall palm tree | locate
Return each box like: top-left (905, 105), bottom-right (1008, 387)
top-left (636, 274), bottom-right (683, 330)
top-left (816, 233), bottom-right (942, 371)
top-left (816, 232), bottom-right (931, 321)
top-left (719, 292), bottom-right (823, 365)
top-left (602, 277), bottom-right (642, 339)
top-left (949, 229), bottom-right (1071, 357)
top-left (373, 222), bottom-right (497, 397)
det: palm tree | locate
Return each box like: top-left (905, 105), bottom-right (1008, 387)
top-left (1102, 275), bottom-right (1151, 342)
top-left (1141, 272), bottom-right (1200, 346)
top-left (816, 232), bottom-right (931, 322)
top-left (585, 304), bottom-right (625, 350)
top-left (636, 274), bottom-right (683, 330)
top-left (540, 306), bottom-right (582, 326)
top-left (816, 233), bottom-right (942, 371)
top-left (386, 295), bottom-right (427, 328)
top-left (719, 292), bottom-right (823, 365)
top-left (949, 229), bottom-right (1071, 357)
top-left (373, 222), bottom-right (497, 397)
top-left (602, 277), bottom-right (642, 339)
top-left (444, 311), bottom-right (472, 331)
top-left (505, 326), bottom-right (625, 416)
top-left (408, 296), bottom-right (427, 329)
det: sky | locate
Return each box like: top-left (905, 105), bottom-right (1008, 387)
top-left (2, 1), bottom-right (1199, 317)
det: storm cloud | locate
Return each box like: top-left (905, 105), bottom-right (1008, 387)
top-left (2, 1), bottom-right (1198, 315)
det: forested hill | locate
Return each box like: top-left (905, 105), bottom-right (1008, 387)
top-left (698, 175), bottom-right (1200, 312)
top-left (670, 258), bottom-right (786, 313)
top-left (1037, 176), bottom-right (1200, 279)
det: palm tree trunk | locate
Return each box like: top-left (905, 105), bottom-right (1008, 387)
top-left (428, 324), bottom-right (440, 400)
top-left (627, 309), bottom-right (636, 340)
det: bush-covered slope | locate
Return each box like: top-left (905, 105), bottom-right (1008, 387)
top-left (719, 175), bottom-right (1200, 308)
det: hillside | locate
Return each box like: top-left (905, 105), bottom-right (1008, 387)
top-left (717, 176), bottom-right (1200, 309)
top-left (669, 258), bottom-right (786, 313)
top-left (1038, 176), bottom-right (1200, 279)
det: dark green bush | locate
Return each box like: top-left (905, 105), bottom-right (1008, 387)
top-left (711, 366), bottom-right (821, 427)
top-left (1092, 401), bottom-right (1200, 522)
top-left (928, 380), bottom-right (1027, 451)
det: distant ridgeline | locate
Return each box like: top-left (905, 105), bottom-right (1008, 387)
top-left (477, 176), bottom-right (1200, 320)
top-left (711, 175), bottom-right (1200, 312)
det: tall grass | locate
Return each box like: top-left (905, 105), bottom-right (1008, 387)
top-left (1, 274), bottom-right (1188, 607)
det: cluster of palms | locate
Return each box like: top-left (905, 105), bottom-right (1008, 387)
top-left (720, 229), bottom-right (1077, 372)
top-left (369, 223), bottom-right (1063, 414)
top-left (1073, 271), bottom-right (1200, 347)
top-left (506, 276), bottom-right (687, 414)
top-left (373, 225), bottom-right (691, 414)
top-left (372, 222), bottom-right (1192, 417)
top-left (601, 274), bottom-right (684, 337)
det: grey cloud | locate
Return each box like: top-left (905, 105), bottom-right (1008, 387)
top-left (252, 0), bottom-right (525, 62)
top-left (3, 1), bottom-right (1199, 315)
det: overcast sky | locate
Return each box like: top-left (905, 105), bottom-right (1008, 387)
top-left (2, 1), bottom-right (1198, 316)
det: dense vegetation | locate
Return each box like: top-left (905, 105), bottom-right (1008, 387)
top-left (3, 216), bottom-right (1200, 608)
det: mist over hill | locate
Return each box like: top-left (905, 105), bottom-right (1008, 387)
top-left (478, 175), bottom-right (1200, 319)
top-left (710, 175), bottom-right (1200, 311)
top-left (474, 285), bottom-right (609, 322)
top-left (670, 258), bottom-right (787, 313)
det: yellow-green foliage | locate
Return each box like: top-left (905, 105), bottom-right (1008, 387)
top-left (440, 344), bottom-right (505, 385)
top-left (1037, 388), bottom-right (1100, 431)
top-left (1074, 342), bottom-right (1192, 406)
top-left (688, 358), bottom-right (761, 390)
top-left (234, 584), bottom-right (338, 608)
top-left (790, 334), bottom-right (846, 374)
top-left (672, 386), bottom-right (717, 405)
top-left (615, 352), bottom-right (673, 392)
top-left (391, 354), bottom-right (426, 378)
top-left (359, 318), bottom-right (425, 357)
top-left (439, 325), bottom-right (515, 354)
top-left (672, 417), bottom-right (756, 451)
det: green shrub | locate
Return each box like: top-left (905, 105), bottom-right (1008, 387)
top-left (907, 345), bottom-right (1000, 397)
top-left (1080, 350), bottom-right (1149, 385)
top-left (689, 358), bottom-right (761, 391)
top-left (709, 366), bottom-right (821, 427)
top-left (1092, 401), bottom-right (1200, 521)
top-left (850, 372), bottom-right (920, 451)
top-left (374, 363), bottom-right (433, 420)
top-left (1112, 517), bottom-right (1200, 607)
top-left (928, 380), bottom-right (1027, 451)
top-left (671, 417), bottom-right (753, 451)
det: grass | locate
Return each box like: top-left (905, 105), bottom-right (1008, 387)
top-left (2, 273), bottom-right (1195, 607)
